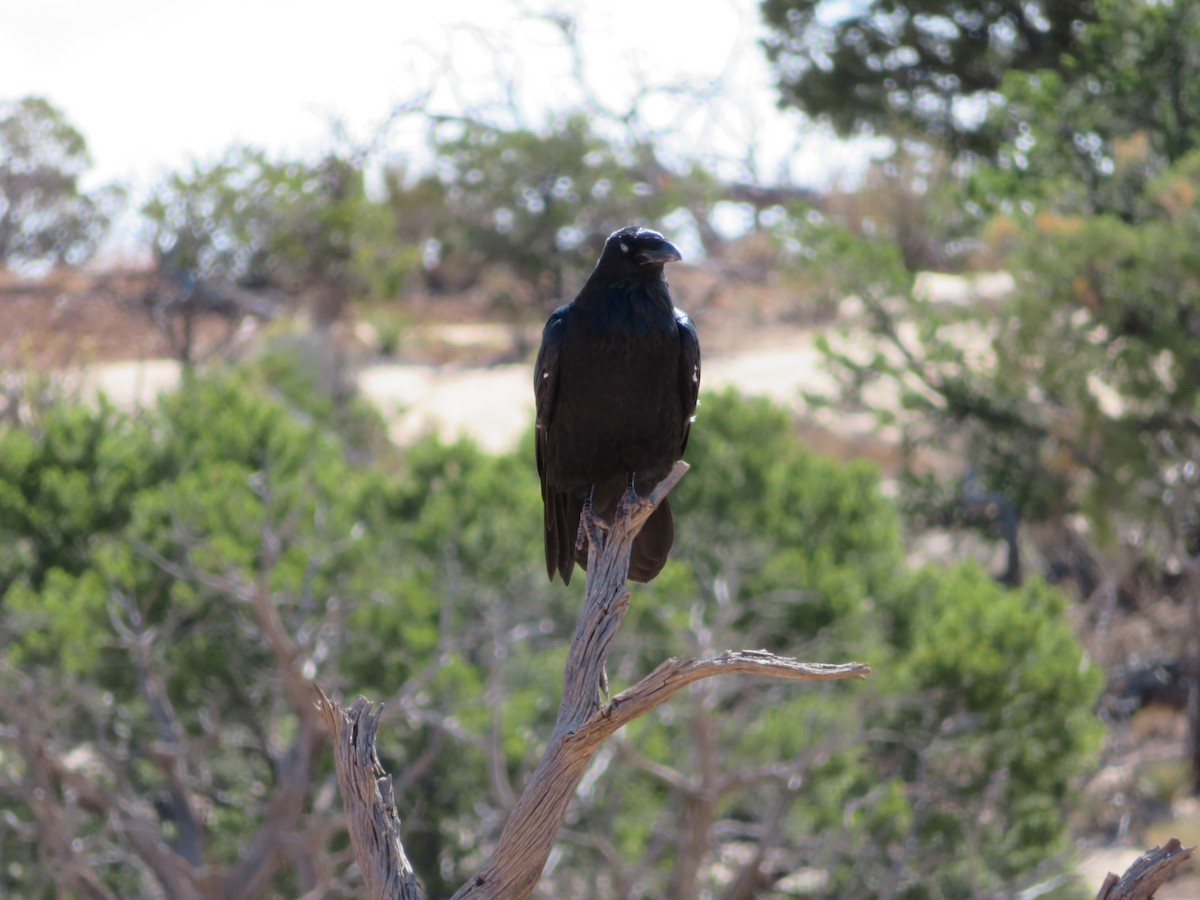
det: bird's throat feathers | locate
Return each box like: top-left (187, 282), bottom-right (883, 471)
top-left (576, 265), bottom-right (674, 320)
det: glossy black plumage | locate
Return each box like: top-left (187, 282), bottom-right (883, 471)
top-left (534, 226), bottom-right (701, 584)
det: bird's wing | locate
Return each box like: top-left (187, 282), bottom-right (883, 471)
top-left (675, 307), bottom-right (701, 455)
top-left (535, 306), bottom-right (577, 582)
top-left (534, 306), bottom-right (569, 485)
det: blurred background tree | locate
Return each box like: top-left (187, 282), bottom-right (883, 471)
top-left (760, 0), bottom-right (1098, 160)
top-left (0, 96), bottom-right (123, 269)
top-left (137, 114), bottom-right (720, 333)
top-left (981, 0), bottom-right (1200, 215)
top-left (795, 0), bottom-right (1200, 798)
top-left (386, 113), bottom-right (717, 303)
top-left (142, 146), bottom-right (382, 325)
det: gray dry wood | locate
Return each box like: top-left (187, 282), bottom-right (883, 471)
top-left (316, 691), bottom-right (423, 900)
top-left (1093, 839), bottom-right (1195, 900)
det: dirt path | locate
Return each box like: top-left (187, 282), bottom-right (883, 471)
top-left (42, 328), bottom-right (903, 467)
top-left (339, 331), bottom-right (894, 460)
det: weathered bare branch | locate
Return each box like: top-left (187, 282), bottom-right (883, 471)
top-left (107, 589), bottom-right (206, 868)
top-left (129, 492), bottom-right (334, 899)
top-left (1093, 839), bottom-right (1195, 900)
top-left (219, 498), bottom-right (328, 900)
top-left (607, 652), bottom-right (870, 731)
top-left (322, 461), bottom-right (870, 899)
top-left (315, 690), bottom-right (423, 900)
top-left (448, 464), bottom-right (693, 899)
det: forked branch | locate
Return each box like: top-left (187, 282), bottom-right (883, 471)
top-left (321, 461), bottom-right (870, 899)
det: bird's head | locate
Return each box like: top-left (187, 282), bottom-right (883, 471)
top-left (601, 226), bottom-right (682, 271)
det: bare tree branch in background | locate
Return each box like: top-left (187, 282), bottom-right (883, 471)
top-left (107, 590), bottom-right (205, 868)
top-left (0, 463), bottom-right (358, 897)
top-left (376, 2), bottom-right (788, 263)
top-left (0, 666), bottom-right (207, 899)
top-left (523, 6), bottom-right (728, 256)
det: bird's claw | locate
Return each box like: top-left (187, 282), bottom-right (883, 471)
top-left (616, 477), bottom-right (652, 524)
top-left (576, 489), bottom-right (608, 554)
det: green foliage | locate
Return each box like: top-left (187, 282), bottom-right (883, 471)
top-left (1000, 179), bottom-right (1200, 531)
top-left (762, 202), bottom-right (911, 297)
top-left (0, 400), bottom-right (164, 590)
top-left (867, 566), bottom-right (1104, 894)
top-left (673, 390), bottom-right (903, 643)
top-left (0, 371), bottom-right (445, 895)
top-left (823, 145), bottom-right (986, 271)
top-left (0, 95), bottom-right (123, 267)
top-left (834, 150), bottom-right (1200, 551)
top-left (797, 2), bottom-right (1200, 549)
top-left (140, 115), bottom-right (719, 316)
top-left (0, 381), bottom-right (1103, 897)
top-left (983, 0), bottom-right (1200, 212)
top-left (559, 391), bottom-right (1102, 897)
top-left (248, 332), bottom-right (390, 455)
top-left (760, 1), bottom-right (1095, 159)
top-left (791, 0), bottom-right (1198, 817)
top-left (762, 1), bottom-right (1200, 234)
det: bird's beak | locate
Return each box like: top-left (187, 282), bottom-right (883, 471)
top-left (635, 239), bottom-right (682, 266)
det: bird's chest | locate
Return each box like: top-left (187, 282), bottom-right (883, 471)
top-left (564, 301), bottom-right (677, 407)
top-left (549, 298), bottom-right (682, 481)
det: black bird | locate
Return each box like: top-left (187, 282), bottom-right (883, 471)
top-left (535, 225), bottom-right (701, 584)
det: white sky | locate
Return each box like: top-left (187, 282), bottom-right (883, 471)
top-left (0, 0), bottom-right (877, 252)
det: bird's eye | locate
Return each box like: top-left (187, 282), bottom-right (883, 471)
top-left (620, 242), bottom-right (629, 253)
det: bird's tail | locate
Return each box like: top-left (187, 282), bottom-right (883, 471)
top-left (545, 488), bottom-right (583, 585)
top-left (628, 496), bottom-right (674, 583)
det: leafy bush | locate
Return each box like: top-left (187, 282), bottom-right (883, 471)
top-left (0, 380), bottom-right (1102, 897)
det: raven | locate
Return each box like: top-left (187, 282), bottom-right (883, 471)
top-left (535, 225), bottom-right (701, 584)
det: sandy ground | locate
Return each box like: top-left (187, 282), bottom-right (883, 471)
top-left (56, 359), bottom-right (185, 408)
top-left (355, 333), bottom-right (847, 452)
top-left (54, 330), bottom-right (898, 464)
top-left (356, 361), bottom-right (531, 452)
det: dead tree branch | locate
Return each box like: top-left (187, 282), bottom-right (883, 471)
top-left (1094, 839), bottom-right (1195, 900)
top-left (321, 461), bottom-right (870, 899)
top-left (315, 692), bottom-right (423, 900)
